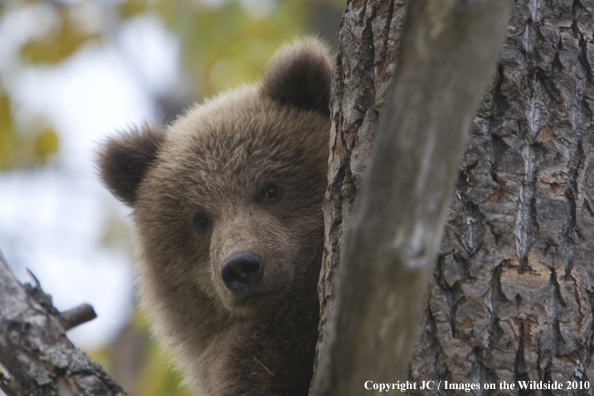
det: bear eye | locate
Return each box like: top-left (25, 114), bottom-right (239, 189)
top-left (262, 184), bottom-right (281, 202)
top-left (192, 213), bottom-right (209, 232)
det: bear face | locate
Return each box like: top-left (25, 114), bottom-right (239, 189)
top-left (134, 93), bottom-right (329, 321)
top-left (97, 38), bottom-right (332, 395)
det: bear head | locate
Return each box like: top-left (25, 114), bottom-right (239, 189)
top-left (96, 38), bottom-right (332, 393)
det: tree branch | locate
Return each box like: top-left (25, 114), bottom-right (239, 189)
top-left (59, 305), bottom-right (97, 332)
top-left (0, 250), bottom-right (127, 396)
top-left (312, 1), bottom-right (511, 394)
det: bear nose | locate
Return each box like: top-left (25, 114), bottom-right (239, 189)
top-left (221, 250), bottom-right (264, 292)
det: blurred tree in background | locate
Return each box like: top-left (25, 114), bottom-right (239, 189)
top-left (0, 0), bottom-right (343, 394)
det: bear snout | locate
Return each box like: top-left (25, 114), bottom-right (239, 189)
top-left (221, 250), bottom-right (264, 298)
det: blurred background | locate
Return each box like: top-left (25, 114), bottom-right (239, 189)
top-left (0, 0), bottom-right (343, 394)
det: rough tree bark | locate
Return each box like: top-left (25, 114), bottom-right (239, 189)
top-left (0, 251), bottom-right (125, 396)
top-left (316, 0), bottom-right (594, 395)
top-left (311, 0), bottom-right (510, 395)
top-left (412, 1), bottom-right (594, 392)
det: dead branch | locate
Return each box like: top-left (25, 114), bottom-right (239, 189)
top-left (0, 250), bottom-right (126, 396)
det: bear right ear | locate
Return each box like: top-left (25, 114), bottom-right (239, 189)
top-left (96, 124), bottom-right (165, 207)
top-left (260, 38), bottom-right (333, 115)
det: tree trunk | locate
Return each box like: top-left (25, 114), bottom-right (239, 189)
top-left (413, 0), bottom-right (594, 392)
top-left (0, 251), bottom-right (125, 396)
top-left (316, 0), bottom-right (594, 394)
top-left (312, 0), bottom-right (510, 394)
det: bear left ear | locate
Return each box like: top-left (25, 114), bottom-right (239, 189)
top-left (260, 38), bottom-right (333, 115)
top-left (96, 124), bottom-right (165, 207)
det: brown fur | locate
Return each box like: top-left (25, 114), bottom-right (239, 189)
top-left (97, 123), bottom-right (165, 205)
top-left (97, 38), bottom-right (332, 395)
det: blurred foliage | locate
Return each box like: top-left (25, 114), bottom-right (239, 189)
top-left (0, 87), bottom-right (14, 169)
top-left (0, 83), bottom-right (59, 169)
top-left (1, 0), bottom-right (342, 171)
top-left (118, 0), bottom-right (307, 97)
top-left (20, 6), bottom-right (100, 64)
top-left (0, 0), bottom-right (344, 393)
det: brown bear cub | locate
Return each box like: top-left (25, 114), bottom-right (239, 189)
top-left (97, 38), bottom-right (332, 395)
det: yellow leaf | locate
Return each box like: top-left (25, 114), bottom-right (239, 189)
top-left (0, 88), bottom-right (15, 170)
top-left (118, 0), bottom-right (148, 19)
top-left (35, 128), bottom-right (59, 158)
top-left (20, 7), bottom-right (100, 64)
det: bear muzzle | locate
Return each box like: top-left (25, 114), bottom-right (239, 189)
top-left (221, 250), bottom-right (265, 302)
